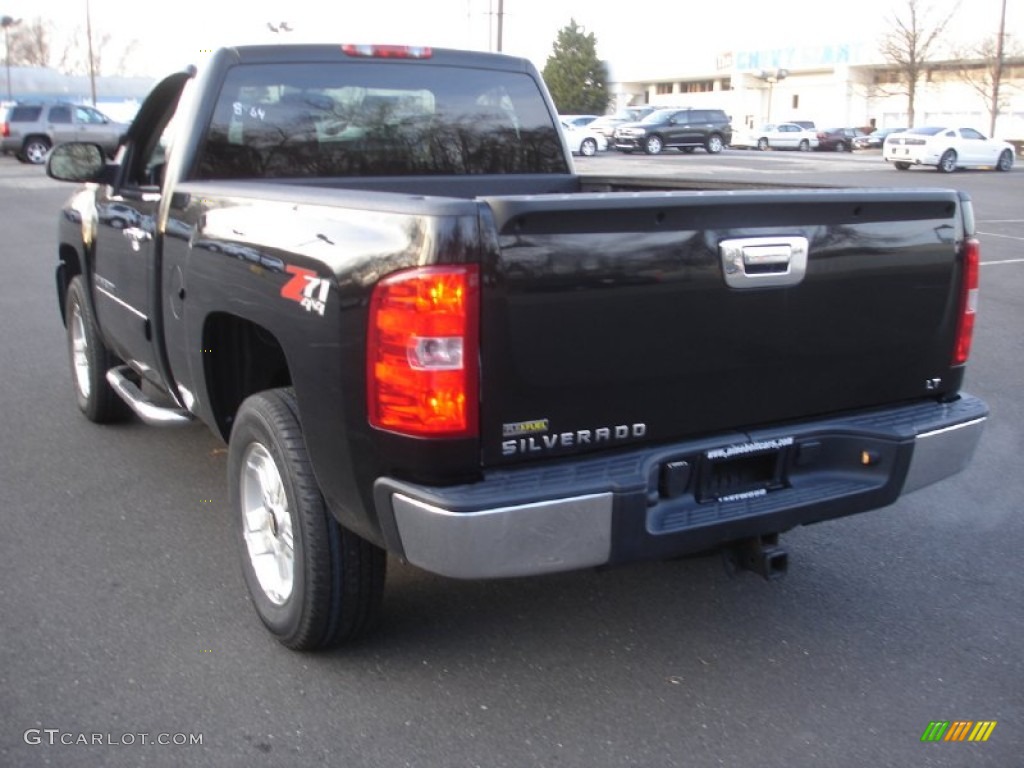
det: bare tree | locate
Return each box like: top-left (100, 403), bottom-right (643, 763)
top-left (115, 39), bottom-right (140, 76)
top-left (57, 25), bottom-right (112, 77)
top-left (954, 37), bottom-right (1022, 136)
top-left (879, 0), bottom-right (960, 127)
top-left (8, 17), bottom-right (54, 67)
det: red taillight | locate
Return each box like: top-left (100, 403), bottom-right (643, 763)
top-left (342, 44), bottom-right (432, 59)
top-left (952, 237), bottom-right (980, 366)
top-left (1, 122), bottom-right (9, 138)
top-left (367, 265), bottom-right (479, 438)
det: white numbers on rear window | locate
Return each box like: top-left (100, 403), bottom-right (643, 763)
top-left (232, 102), bottom-right (266, 121)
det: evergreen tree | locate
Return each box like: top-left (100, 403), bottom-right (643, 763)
top-left (542, 20), bottom-right (610, 115)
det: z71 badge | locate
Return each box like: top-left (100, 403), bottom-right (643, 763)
top-left (281, 266), bottom-right (330, 316)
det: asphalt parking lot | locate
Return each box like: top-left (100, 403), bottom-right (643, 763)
top-left (1, 150), bottom-right (1021, 768)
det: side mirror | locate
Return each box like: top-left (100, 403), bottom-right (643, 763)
top-left (47, 142), bottom-right (110, 183)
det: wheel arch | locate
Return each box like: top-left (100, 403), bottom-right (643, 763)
top-left (56, 243), bottom-right (83, 325)
top-left (201, 312), bottom-right (292, 441)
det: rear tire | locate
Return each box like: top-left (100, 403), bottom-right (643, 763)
top-left (230, 388), bottom-right (386, 651)
top-left (705, 134), bottom-right (724, 154)
top-left (65, 276), bottom-right (131, 423)
top-left (580, 137), bottom-right (597, 157)
top-left (757, 138), bottom-right (769, 151)
top-left (20, 136), bottom-right (51, 165)
top-left (894, 162), bottom-right (911, 171)
top-left (938, 150), bottom-right (957, 173)
top-left (798, 139), bottom-right (810, 152)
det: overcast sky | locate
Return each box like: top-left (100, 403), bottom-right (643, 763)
top-left (13, 0), bottom-right (1019, 80)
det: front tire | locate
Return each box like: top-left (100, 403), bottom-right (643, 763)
top-left (230, 388), bottom-right (386, 651)
top-left (894, 162), bottom-right (911, 170)
top-left (579, 137), bottom-right (597, 157)
top-left (996, 150), bottom-right (1013, 172)
top-left (65, 276), bottom-right (130, 423)
top-left (938, 150), bottom-right (957, 173)
top-left (835, 141), bottom-right (848, 152)
top-left (757, 138), bottom-right (769, 151)
top-left (644, 135), bottom-right (663, 155)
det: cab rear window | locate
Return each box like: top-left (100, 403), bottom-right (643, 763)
top-left (193, 62), bottom-right (568, 179)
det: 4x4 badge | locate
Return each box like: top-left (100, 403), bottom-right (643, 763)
top-left (281, 266), bottom-right (330, 317)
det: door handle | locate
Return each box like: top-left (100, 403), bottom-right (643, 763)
top-left (719, 236), bottom-right (808, 288)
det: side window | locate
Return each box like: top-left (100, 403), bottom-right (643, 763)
top-left (961, 128), bottom-right (984, 140)
top-left (76, 107), bottom-right (107, 124)
top-left (691, 110), bottom-right (710, 124)
top-left (49, 106), bottom-right (72, 124)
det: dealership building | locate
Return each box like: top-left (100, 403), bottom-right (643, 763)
top-left (608, 41), bottom-right (1024, 139)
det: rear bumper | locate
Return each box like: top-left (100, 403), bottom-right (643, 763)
top-left (374, 395), bottom-right (987, 579)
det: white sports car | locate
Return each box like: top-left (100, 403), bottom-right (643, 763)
top-left (884, 126), bottom-right (1015, 172)
top-left (560, 121), bottom-right (607, 157)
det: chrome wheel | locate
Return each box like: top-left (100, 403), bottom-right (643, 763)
top-left (69, 301), bottom-right (91, 401)
top-left (240, 442), bottom-right (294, 605)
top-left (580, 137), bottom-right (597, 157)
top-left (938, 150), bottom-right (957, 173)
top-left (997, 150), bottom-right (1013, 172)
top-left (757, 138), bottom-right (769, 151)
top-left (23, 139), bottom-right (50, 165)
top-left (706, 135), bottom-right (723, 154)
top-left (644, 135), bottom-right (663, 155)
top-left (799, 139), bottom-right (810, 152)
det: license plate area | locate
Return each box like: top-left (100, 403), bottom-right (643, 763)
top-left (697, 444), bottom-right (789, 502)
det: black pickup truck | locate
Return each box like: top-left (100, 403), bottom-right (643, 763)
top-left (47, 44), bottom-right (988, 650)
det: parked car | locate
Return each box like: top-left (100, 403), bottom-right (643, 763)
top-left (560, 120), bottom-right (607, 156)
top-left (1, 102), bottom-right (129, 164)
top-left (853, 126), bottom-right (908, 150)
top-left (884, 126), bottom-right (1015, 172)
top-left (612, 107), bottom-right (732, 154)
top-left (816, 127), bottom-right (868, 152)
top-left (589, 106), bottom-right (658, 138)
top-left (559, 114), bottom-right (598, 128)
top-left (734, 123), bottom-right (819, 151)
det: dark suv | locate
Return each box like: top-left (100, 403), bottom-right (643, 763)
top-left (1, 103), bottom-right (128, 164)
top-left (613, 108), bottom-right (732, 155)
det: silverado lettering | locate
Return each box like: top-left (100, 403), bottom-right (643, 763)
top-left (47, 43), bottom-right (988, 651)
top-left (502, 423), bottom-right (648, 456)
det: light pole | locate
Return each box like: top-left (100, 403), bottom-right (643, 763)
top-left (85, 0), bottom-right (97, 106)
top-left (2, 15), bottom-right (21, 103)
top-left (758, 68), bottom-right (788, 124)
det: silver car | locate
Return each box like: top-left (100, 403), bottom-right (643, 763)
top-left (1, 103), bottom-right (129, 164)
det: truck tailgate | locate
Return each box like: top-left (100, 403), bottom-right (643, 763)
top-left (479, 189), bottom-right (970, 466)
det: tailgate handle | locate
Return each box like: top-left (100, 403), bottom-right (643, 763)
top-left (720, 236), bottom-right (808, 288)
